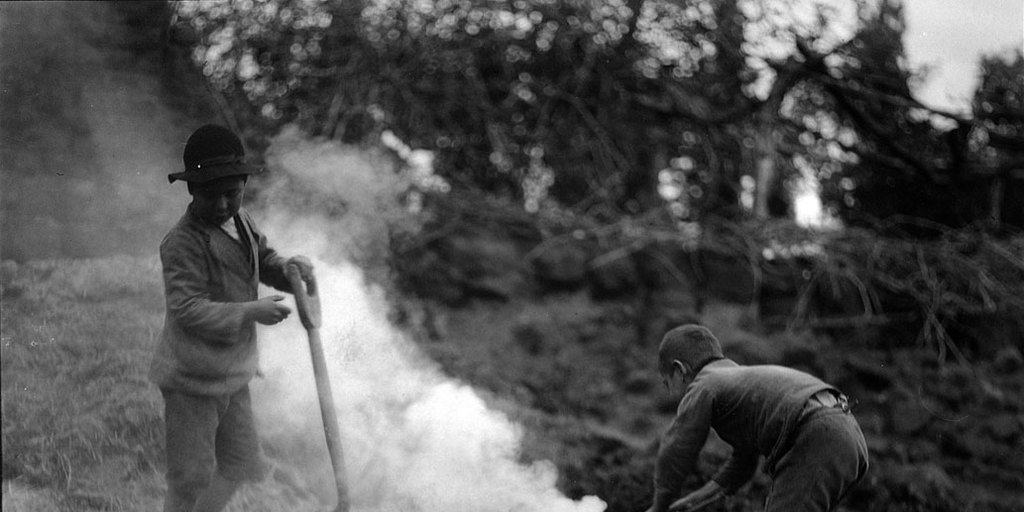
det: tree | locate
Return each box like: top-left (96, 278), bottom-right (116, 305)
top-left (796, 1), bottom-right (1023, 233)
top-left (171, 0), bottom-right (1019, 232)
top-left (972, 50), bottom-right (1024, 230)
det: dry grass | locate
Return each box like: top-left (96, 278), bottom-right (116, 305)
top-left (795, 227), bottom-right (1024, 362)
top-left (1, 257), bottom-right (166, 510)
top-left (0, 257), bottom-right (339, 511)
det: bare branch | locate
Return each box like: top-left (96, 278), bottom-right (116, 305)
top-left (815, 73), bottom-right (971, 123)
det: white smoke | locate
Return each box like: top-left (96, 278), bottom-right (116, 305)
top-left (249, 127), bottom-right (607, 512)
top-left (1, 2), bottom-right (189, 260)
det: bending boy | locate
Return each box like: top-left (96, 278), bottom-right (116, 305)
top-left (644, 325), bottom-right (868, 512)
top-left (150, 124), bottom-right (313, 512)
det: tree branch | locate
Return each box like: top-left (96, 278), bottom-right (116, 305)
top-left (819, 78), bottom-right (948, 183)
top-left (815, 73), bottom-right (971, 123)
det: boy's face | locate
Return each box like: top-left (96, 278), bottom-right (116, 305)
top-left (661, 361), bottom-right (692, 402)
top-left (189, 175), bottom-right (246, 225)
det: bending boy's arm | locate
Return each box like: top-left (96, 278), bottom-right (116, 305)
top-left (162, 235), bottom-right (252, 344)
top-left (652, 389), bottom-right (713, 512)
top-left (712, 448), bottom-right (759, 492)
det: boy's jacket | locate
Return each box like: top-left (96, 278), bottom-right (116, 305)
top-left (150, 206), bottom-right (291, 395)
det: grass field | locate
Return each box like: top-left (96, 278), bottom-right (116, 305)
top-left (0, 257), bottom-right (333, 511)
top-left (3, 254), bottom-right (1023, 512)
top-left (0, 255), bottom-right (612, 512)
top-left (1, 257), bottom-right (166, 510)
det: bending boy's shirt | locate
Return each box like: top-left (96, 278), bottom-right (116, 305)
top-left (150, 205), bottom-right (292, 396)
top-left (653, 359), bottom-right (836, 509)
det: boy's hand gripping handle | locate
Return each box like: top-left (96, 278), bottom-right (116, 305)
top-left (286, 264), bottom-right (321, 329)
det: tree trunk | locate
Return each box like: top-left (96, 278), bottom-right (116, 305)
top-left (753, 116), bottom-right (777, 220)
top-left (989, 176), bottom-right (1005, 229)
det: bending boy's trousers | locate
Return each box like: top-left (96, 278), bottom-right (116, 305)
top-left (764, 406), bottom-right (869, 512)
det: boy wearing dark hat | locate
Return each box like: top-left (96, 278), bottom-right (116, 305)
top-left (151, 124), bottom-right (313, 512)
top-left (644, 325), bottom-right (868, 512)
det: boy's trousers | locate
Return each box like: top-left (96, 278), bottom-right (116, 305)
top-left (764, 404), bottom-right (869, 512)
top-left (161, 386), bottom-right (266, 512)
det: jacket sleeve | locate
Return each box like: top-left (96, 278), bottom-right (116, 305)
top-left (651, 388), bottom-right (713, 512)
top-left (244, 212), bottom-right (292, 293)
top-left (712, 446), bottom-right (759, 491)
top-left (161, 232), bottom-right (251, 344)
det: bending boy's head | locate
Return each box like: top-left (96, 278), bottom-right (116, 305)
top-left (658, 324), bottom-right (724, 376)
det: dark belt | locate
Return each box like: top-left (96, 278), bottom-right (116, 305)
top-left (800, 389), bottom-right (852, 421)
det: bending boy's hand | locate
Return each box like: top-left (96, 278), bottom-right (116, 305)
top-left (668, 481), bottom-right (724, 511)
top-left (248, 295), bottom-right (291, 325)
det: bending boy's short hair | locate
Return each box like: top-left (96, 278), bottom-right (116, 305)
top-left (658, 324), bottom-right (724, 375)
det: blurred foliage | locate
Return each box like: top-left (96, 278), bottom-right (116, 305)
top-left (809, 1), bottom-right (1024, 232)
top-left (161, 0), bottom-right (1024, 361)
top-left (971, 51), bottom-right (1024, 228)
top-left (793, 226), bottom-right (1024, 362)
top-left (169, 0), bottom-right (1022, 232)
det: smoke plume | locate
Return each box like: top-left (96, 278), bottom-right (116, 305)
top-left (248, 128), bottom-right (607, 512)
top-left (1, 2), bottom-right (193, 261)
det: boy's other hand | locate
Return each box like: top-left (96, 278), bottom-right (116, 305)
top-left (249, 295), bottom-right (291, 325)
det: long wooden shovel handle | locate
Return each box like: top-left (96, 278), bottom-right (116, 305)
top-left (285, 264), bottom-right (350, 512)
top-left (286, 264), bottom-right (321, 329)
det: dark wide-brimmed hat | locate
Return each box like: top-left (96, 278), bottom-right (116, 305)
top-left (168, 124), bottom-right (264, 183)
